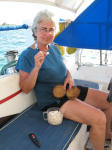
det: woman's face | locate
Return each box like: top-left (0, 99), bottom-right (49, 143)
top-left (36, 20), bottom-right (56, 45)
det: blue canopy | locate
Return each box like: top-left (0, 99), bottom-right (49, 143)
top-left (0, 24), bottom-right (28, 31)
top-left (54, 0), bottom-right (112, 50)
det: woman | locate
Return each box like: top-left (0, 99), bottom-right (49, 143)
top-left (16, 10), bottom-right (112, 150)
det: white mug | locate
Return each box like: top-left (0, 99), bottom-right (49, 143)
top-left (43, 107), bottom-right (63, 125)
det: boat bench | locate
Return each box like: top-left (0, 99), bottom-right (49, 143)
top-left (0, 104), bottom-right (81, 150)
top-left (0, 79), bottom-right (99, 150)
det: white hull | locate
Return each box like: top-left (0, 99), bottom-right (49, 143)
top-left (0, 73), bottom-right (37, 118)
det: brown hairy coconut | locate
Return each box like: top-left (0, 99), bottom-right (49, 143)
top-left (66, 86), bottom-right (80, 99)
top-left (53, 85), bottom-right (66, 98)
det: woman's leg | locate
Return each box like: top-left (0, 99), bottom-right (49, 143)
top-left (60, 99), bottom-right (106, 150)
top-left (84, 88), bottom-right (112, 139)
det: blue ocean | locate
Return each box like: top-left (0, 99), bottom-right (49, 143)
top-left (0, 28), bottom-right (112, 71)
top-left (0, 28), bottom-right (34, 70)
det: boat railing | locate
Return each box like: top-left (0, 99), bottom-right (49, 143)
top-left (0, 50), bottom-right (18, 75)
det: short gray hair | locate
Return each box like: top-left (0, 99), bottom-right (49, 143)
top-left (32, 10), bottom-right (59, 40)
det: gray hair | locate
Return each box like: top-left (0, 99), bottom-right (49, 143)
top-left (32, 10), bottom-right (58, 40)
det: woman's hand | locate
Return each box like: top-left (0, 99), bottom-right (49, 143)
top-left (34, 51), bottom-right (47, 70)
top-left (64, 70), bottom-right (74, 90)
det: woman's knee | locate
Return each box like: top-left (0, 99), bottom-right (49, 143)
top-left (94, 111), bottom-right (106, 127)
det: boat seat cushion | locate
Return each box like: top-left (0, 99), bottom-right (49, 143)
top-left (74, 79), bottom-right (99, 89)
top-left (0, 104), bottom-right (81, 150)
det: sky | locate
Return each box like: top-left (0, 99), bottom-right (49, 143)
top-left (0, 1), bottom-right (75, 25)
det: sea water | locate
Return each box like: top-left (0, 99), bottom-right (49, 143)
top-left (0, 28), bottom-right (34, 70)
top-left (0, 28), bottom-right (112, 71)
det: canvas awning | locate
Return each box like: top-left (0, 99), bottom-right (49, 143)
top-left (54, 0), bottom-right (112, 50)
top-left (0, 0), bottom-right (93, 15)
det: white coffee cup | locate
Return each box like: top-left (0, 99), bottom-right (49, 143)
top-left (43, 107), bottom-right (63, 125)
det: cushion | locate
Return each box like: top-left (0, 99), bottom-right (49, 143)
top-left (0, 103), bottom-right (81, 150)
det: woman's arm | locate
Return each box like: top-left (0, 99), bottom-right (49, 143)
top-left (19, 66), bottom-right (39, 93)
top-left (19, 51), bottom-right (46, 93)
top-left (64, 69), bottom-right (74, 90)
